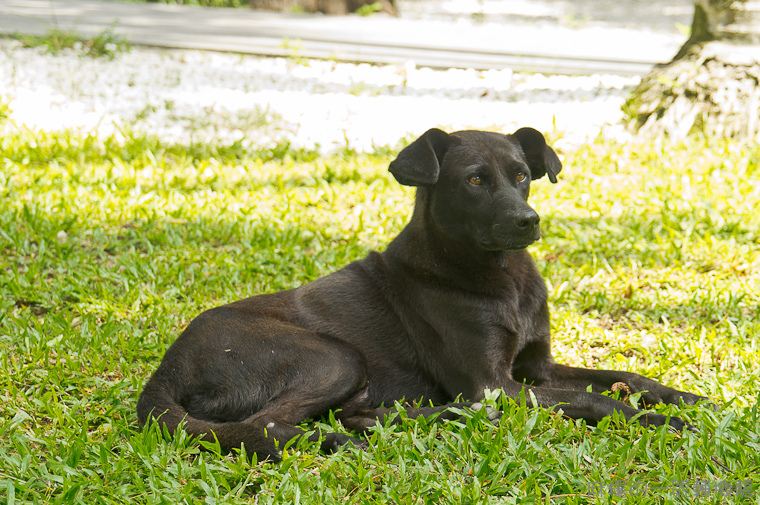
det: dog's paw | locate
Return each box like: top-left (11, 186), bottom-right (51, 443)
top-left (668, 392), bottom-right (719, 414)
top-left (470, 402), bottom-right (501, 426)
top-left (320, 433), bottom-right (367, 454)
top-left (253, 447), bottom-right (283, 464)
top-left (668, 416), bottom-right (701, 434)
top-left (642, 389), bottom-right (714, 410)
top-left (634, 412), bottom-right (694, 433)
top-left (677, 391), bottom-right (716, 409)
top-left (665, 415), bottom-right (691, 433)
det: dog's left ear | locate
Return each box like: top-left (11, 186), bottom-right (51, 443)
top-left (511, 127), bottom-right (562, 183)
top-left (389, 128), bottom-right (452, 186)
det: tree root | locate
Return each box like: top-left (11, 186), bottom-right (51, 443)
top-left (624, 42), bottom-right (760, 140)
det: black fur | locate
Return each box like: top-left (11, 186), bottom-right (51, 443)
top-left (137, 128), bottom-right (709, 462)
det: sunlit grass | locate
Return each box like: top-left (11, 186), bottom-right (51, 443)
top-left (4, 28), bottom-right (130, 59)
top-left (1, 112), bottom-right (758, 503)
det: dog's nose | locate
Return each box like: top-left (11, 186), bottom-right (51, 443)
top-left (514, 210), bottom-right (540, 230)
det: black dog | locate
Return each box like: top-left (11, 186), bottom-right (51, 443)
top-left (137, 128), bottom-right (708, 462)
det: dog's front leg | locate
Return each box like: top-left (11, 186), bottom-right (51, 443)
top-left (542, 364), bottom-right (711, 409)
top-left (339, 402), bottom-right (501, 433)
top-left (498, 380), bottom-right (692, 432)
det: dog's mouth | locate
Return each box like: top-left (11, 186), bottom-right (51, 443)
top-left (480, 226), bottom-right (541, 251)
top-left (479, 236), bottom-right (538, 251)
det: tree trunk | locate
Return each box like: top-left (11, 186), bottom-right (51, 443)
top-left (251, 0), bottom-right (396, 15)
top-left (625, 1), bottom-right (760, 139)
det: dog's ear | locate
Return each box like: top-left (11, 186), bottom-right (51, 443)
top-left (389, 128), bottom-right (451, 186)
top-left (511, 127), bottom-right (562, 183)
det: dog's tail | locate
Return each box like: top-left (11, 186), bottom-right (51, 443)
top-left (136, 376), bottom-right (279, 462)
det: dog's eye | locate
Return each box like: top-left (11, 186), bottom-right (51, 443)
top-left (468, 175), bottom-right (483, 186)
top-left (516, 172), bottom-right (527, 182)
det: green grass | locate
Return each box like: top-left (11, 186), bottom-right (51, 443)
top-left (0, 109), bottom-right (759, 503)
top-left (354, 2), bottom-right (384, 16)
top-left (7, 27), bottom-right (130, 59)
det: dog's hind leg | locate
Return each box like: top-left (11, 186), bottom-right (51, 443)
top-left (241, 410), bottom-right (366, 458)
top-left (230, 337), bottom-right (372, 460)
top-left (338, 400), bottom-right (499, 433)
top-left (157, 380), bottom-right (368, 463)
top-left (139, 324), bottom-right (372, 462)
top-left (234, 348), bottom-right (373, 459)
top-left (138, 379), bottom-right (285, 462)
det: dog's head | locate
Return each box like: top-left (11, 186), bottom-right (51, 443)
top-left (389, 128), bottom-right (561, 251)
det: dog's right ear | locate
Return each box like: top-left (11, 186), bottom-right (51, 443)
top-left (389, 128), bottom-right (451, 186)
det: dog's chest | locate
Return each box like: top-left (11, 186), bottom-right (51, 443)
top-left (409, 277), bottom-right (540, 385)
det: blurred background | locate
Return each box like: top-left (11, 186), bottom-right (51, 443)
top-left (3, 0), bottom-right (757, 152)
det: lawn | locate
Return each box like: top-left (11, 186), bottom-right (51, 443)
top-left (1, 103), bottom-right (759, 503)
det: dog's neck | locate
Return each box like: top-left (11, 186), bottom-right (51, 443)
top-left (384, 202), bottom-right (516, 287)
